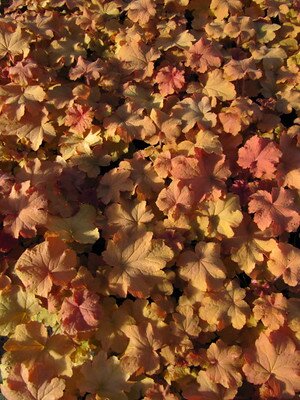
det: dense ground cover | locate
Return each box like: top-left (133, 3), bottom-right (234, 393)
top-left (0, 0), bottom-right (299, 399)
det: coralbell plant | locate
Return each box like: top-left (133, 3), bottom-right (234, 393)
top-left (0, 0), bottom-right (299, 399)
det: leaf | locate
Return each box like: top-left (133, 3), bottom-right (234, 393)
top-left (267, 242), bottom-right (300, 287)
top-left (102, 231), bottom-right (173, 297)
top-left (0, 286), bottom-right (41, 336)
top-left (64, 104), bottom-right (93, 134)
top-left (172, 304), bottom-right (201, 338)
top-left (171, 95), bottom-right (217, 132)
top-left (0, 25), bottom-right (30, 59)
top-left (218, 107), bottom-right (242, 135)
top-left (144, 384), bottom-right (179, 400)
top-left (0, 181), bottom-right (47, 239)
top-left (79, 350), bottom-right (131, 400)
top-left (253, 293), bottom-right (287, 332)
top-left (197, 194), bottom-right (243, 238)
top-left (8, 59), bottom-right (40, 85)
top-left (104, 199), bottom-right (154, 236)
top-left (155, 66), bottom-right (185, 96)
top-left (150, 108), bottom-right (181, 143)
top-left (243, 330), bottom-right (300, 398)
top-left (15, 236), bottom-right (77, 297)
top-left (277, 132), bottom-right (300, 189)
top-left (120, 157), bottom-right (164, 198)
top-left (122, 322), bottom-right (163, 375)
top-left (156, 181), bottom-right (194, 219)
top-left (97, 167), bottom-right (135, 204)
top-left (104, 103), bottom-right (157, 143)
top-left (223, 57), bottom-right (262, 81)
top-left (225, 215), bottom-right (276, 274)
top-left (126, 0), bottom-right (156, 25)
top-left (185, 37), bottom-right (222, 73)
top-left (69, 56), bottom-right (102, 84)
top-left (123, 84), bottom-right (163, 110)
top-left (1, 364), bottom-right (65, 400)
top-left (203, 70), bottom-right (236, 101)
top-left (13, 114), bottom-right (55, 151)
top-left (248, 188), bottom-right (300, 235)
top-left (46, 204), bottom-right (100, 244)
top-left (155, 27), bottom-right (195, 50)
top-left (237, 135), bottom-right (282, 179)
top-left (117, 38), bottom-right (160, 79)
top-left (59, 127), bottom-right (102, 161)
top-left (27, 377), bottom-right (65, 400)
top-left (3, 321), bottom-right (75, 377)
top-left (199, 280), bottom-right (250, 330)
top-left (255, 22), bottom-right (281, 43)
top-left (195, 130), bottom-right (223, 154)
top-left (183, 370), bottom-right (238, 400)
top-left (60, 288), bottom-right (101, 336)
top-left (0, 84), bottom-right (46, 120)
top-left (205, 340), bottom-right (243, 388)
top-left (49, 37), bottom-right (86, 66)
top-left (177, 242), bottom-right (226, 291)
top-left (170, 151), bottom-right (230, 203)
top-left (287, 299), bottom-right (300, 340)
top-left (210, 0), bottom-right (243, 20)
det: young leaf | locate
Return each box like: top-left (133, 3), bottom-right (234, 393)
top-left (185, 37), bottom-right (222, 73)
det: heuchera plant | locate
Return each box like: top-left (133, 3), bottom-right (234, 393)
top-left (0, 0), bottom-right (299, 399)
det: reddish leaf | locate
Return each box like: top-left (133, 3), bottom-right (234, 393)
top-left (185, 37), bottom-right (222, 73)
top-left (238, 135), bottom-right (282, 179)
top-left (60, 288), bottom-right (101, 335)
top-left (155, 66), bottom-right (185, 96)
top-left (248, 188), bottom-right (300, 235)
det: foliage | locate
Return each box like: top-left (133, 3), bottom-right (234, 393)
top-left (0, 0), bottom-right (299, 399)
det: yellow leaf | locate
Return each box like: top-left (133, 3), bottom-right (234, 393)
top-left (195, 130), bottom-right (223, 154)
top-left (197, 194), bottom-right (243, 238)
top-left (0, 286), bottom-right (41, 336)
top-left (210, 0), bottom-right (242, 20)
top-left (47, 204), bottom-right (100, 244)
top-left (0, 26), bottom-right (30, 59)
top-left (204, 70), bottom-right (236, 101)
top-left (3, 321), bottom-right (75, 377)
